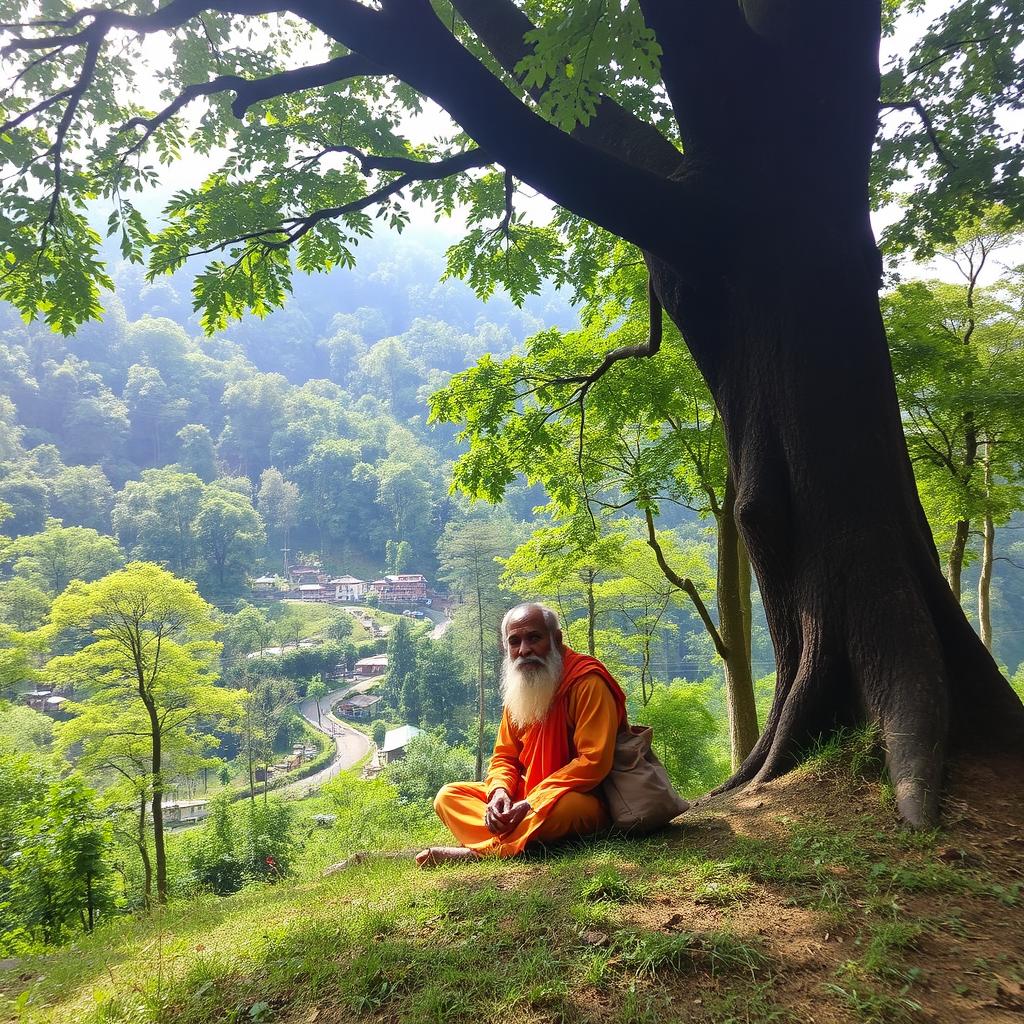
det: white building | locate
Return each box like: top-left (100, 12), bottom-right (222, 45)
top-left (330, 575), bottom-right (368, 601)
top-left (162, 800), bottom-right (209, 827)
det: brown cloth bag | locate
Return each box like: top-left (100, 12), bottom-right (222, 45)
top-left (600, 725), bottom-right (690, 833)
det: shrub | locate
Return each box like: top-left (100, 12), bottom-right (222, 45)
top-left (185, 797), bottom-right (296, 894)
top-left (382, 732), bottom-right (475, 805)
top-left (186, 797), bottom-right (245, 895)
top-left (237, 800), bottom-right (296, 880)
top-left (323, 770), bottom-right (431, 851)
top-left (634, 681), bottom-right (731, 797)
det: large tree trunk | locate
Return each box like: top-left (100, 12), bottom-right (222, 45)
top-left (654, 245), bottom-right (1024, 825)
top-left (638, 2), bottom-right (1024, 827)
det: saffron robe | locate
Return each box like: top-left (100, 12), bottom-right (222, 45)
top-left (433, 649), bottom-right (627, 857)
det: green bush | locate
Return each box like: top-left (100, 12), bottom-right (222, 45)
top-left (371, 719), bottom-right (387, 746)
top-left (186, 797), bottom-right (245, 895)
top-left (185, 797), bottom-right (296, 894)
top-left (0, 757), bottom-right (113, 951)
top-left (1011, 664), bottom-right (1024, 704)
top-left (634, 681), bottom-right (731, 798)
top-left (238, 800), bottom-right (296, 880)
top-left (382, 732), bottom-right (475, 806)
top-left (323, 771), bottom-right (434, 852)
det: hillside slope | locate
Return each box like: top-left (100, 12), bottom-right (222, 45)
top-left (2, 752), bottom-right (1022, 1024)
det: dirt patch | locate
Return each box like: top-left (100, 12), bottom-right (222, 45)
top-left (603, 756), bottom-right (1024, 1024)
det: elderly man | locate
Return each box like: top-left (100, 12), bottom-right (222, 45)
top-left (416, 602), bottom-right (626, 867)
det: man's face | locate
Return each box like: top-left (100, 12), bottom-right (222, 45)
top-left (504, 608), bottom-right (558, 671)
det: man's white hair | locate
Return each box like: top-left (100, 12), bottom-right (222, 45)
top-left (500, 602), bottom-right (561, 650)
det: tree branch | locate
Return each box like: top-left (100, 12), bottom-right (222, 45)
top-left (120, 53), bottom-right (382, 150)
top-left (116, 54), bottom-right (386, 163)
top-left (643, 506), bottom-right (727, 659)
top-left (288, 0), bottom-right (709, 265)
top-left (449, 0), bottom-right (683, 177)
top-left (547, 274), bottom-right (663, 395)
top-left (879, 100), bottom-right (958, 171)
top-left (160, 147), bottom-right (487, 266)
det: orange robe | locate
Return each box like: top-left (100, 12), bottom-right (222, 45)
top-left (434, 650), bottom-right (626, 857)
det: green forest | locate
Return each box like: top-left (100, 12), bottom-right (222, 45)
top-left (1, 1), bottom-right (1023, 1022)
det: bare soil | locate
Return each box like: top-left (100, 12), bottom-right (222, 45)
top-left (606, 756), bottom-right (1024, 1024)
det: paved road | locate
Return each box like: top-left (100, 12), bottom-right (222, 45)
top-left (282, 686), bottom-right (371, 799)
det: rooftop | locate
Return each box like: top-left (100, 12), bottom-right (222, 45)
top-left (381, 725), bottom-right (423, 752)
top-left (340, 693), bottom-right (382, 709)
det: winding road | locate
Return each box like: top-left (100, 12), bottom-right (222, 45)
top-left (279, 685), bottom-right (372, 799)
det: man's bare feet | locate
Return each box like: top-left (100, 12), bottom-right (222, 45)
top-left (415, 846), bottom-right (480, 868)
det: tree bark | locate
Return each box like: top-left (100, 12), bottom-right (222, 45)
top-left (947, 518), bottom-right (970, 602)
top-left (717, 472), bottom-right (759, 768)
top-left (978, 443), bottom-right (995, 651)
top-left (149, 716), bottom-right (166, 904)
top-left (585, 569), bottom-right (596, 657)
top-left (653, 238), bottom-right (1024, 825)
top-left (625, 2), bottom-right (1024, 827)
top-left (737, 532), bottom-right (753, 672)
top-left (978, 512), bottom-right (994, 650)
top-left (136, 792), bottom-right (152, 908)
top-left (475, 580), bottom-right (485, 782)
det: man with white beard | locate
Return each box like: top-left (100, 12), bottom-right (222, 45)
top-left (417, 602), bottom-right (627, 867)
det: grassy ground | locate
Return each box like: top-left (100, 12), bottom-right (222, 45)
top-left (3, 748), bottom-right (1022, 1024)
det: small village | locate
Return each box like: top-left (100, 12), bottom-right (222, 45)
top-left (10, 562), bottom-right (451, 834)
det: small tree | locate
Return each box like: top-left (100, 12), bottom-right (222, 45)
top-left (245, 677), bottom-right (298, 802)
top-left (4, 768), bottom-right (112, 943)
top-left (635, 682), bottom-right (731, 798)
top-left (384, 617), bottom-right (417, 713)
top-left (383, 733), bottom-right (476, 806)
top-left (47, 774), bottom-right (111, 933)
top-left (46, 562), bottom-right (244, 904)
top-left (418, 637), bottom-right (468, 735)
top-left (307, 674), bottom-right (328, 727)
top-left (4, 518), bottom-right (124, 594)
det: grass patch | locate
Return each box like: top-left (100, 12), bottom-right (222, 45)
top-left (689, 860), bottom-right (755, 905)
top-left (728, 836), bottom-right (820, 885)
top-left (702, 982), bottom-right (794, 1024)
top-left (842, 918), bottom-right (925, 984)
top-left (577, 864), bottom-right (646, 904)
top-left (800, 725), bottom-right (885, 782)
top-left (613, 928), bottom-right (769, 980)
top-left (823, 981), bottom-right (923, 1024)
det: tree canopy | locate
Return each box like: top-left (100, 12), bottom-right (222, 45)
top-left (2, 1), bottom-right (1020, 332)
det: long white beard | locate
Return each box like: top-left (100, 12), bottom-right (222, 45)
top-left (500, 647), bottom-right (564, 729)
